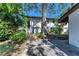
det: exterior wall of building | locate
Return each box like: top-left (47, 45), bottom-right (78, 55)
top-left (69, 8), bottom-right (79, 48)
top-left (29, 17), bottom-right (55, 34)
top-left (29, 17), bottom-right (68, 34)
top-left (29, 17), bottom-right (41, 33)
top-left (62, 23), bottom-right (68, 34)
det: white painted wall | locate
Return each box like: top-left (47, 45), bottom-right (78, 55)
top-left (30, 18), bottom-right (41, 33)
top-left (46, 22), bottom-right (55, 32)
top-left (30, 18), bottom-right (55, 33)
top-left (69, 8), bottom-right (79, 48)
top-left (62, 23), bottom-right (68, 34)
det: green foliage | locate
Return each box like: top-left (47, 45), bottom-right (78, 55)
top-left (50, 23), bottom-right (68, 40)
top-left (0, 3), bottom-right (26, 27)
top-left (51, 23), bottom-right (63, 35)
top-left (15, 15), bottom-right (27, 27)
top-left (0, 42), bottom-right (16, 56)
top-left (10, 31), bottom-right (28, 43)
top-left (0, 4), bottom-right (28, 42)
top-left (0, 41), bottom-right (21, 56)
top-left (0, 20), bottom-right (13, 41)
top-left (36, 32), bottom-right (44, 39)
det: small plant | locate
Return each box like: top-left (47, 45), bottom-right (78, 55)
top-left (10, 31), bottom-right (28, 43)
top-left (36, 32), bottom-right (44, 39)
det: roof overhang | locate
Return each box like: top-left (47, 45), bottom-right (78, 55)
top-left (25, 15), bottom-right (58, 22)
top-left (58, 3), bottom-right (79, 23)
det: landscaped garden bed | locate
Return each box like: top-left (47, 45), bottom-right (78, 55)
top-left (0, 40), bottom-right (19, 56)
top-left (0, 4), bottom-right (29, 56)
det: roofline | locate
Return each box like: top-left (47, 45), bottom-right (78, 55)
top-left (26, 15), bottom-right (58, 20)
top-left (58, 3), bottom-right (79, 22)
top-left (19, 14), bottom-right (58, 20)
top-left (25, 16), bottom-right (59, 22)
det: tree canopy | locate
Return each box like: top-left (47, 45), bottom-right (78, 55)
top-left (23, 3), bottom-right (73, 18)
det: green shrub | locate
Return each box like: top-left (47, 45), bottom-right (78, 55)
top-left (0, 20), bottom-right (13, 41)
top-left (50, 24), bottom-right (63, 35)
top-left (10, 31), bottom-right (28, 43)
top-left (36, 32), bottom-right (44, 39)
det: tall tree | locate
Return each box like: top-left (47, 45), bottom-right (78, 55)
top-left (24, 3), bottom-right (55, 34)
top-left (24, 3), bottom-right (66, 35)
top-left (59, 3), bottom-right (74, 17)
top-left (41, 3), bottom-right (47, 35)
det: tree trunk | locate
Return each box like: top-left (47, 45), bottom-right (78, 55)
top-left (41, 3), bottom-right (47, 35)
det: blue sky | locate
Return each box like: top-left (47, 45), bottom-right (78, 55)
top-left (23, 3), bottom-right (72, 18)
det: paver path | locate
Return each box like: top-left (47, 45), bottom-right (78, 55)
top-left (21, 39), bottom-right (68, 56)
top-left (20, 34), bottom-right (79, 56)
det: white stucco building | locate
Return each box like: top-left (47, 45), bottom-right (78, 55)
top-left (69, 7), bottom-right (79, 48)
top-left (26, 16), bottom-right (56, 33)
top-left (59, 4), bottom-right (79, 48)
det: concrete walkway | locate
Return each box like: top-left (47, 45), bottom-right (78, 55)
top-left (20, 34), bottom-right (79, 56)
top-left (21, 39), bottom-right (68, 56)
top-left (48, 34), bottom-right (79, 56)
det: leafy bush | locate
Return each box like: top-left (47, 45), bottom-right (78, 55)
top-left (36, 32), bottom-right (44, 39)
top-left (10, 31), bottom-right (28, 43)
top-left (50, 24), bottom-right (63, 35)
top-left (0, 20), bottom-right (13, 41)
top-left (0, 4), bottom-right (27, 42)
